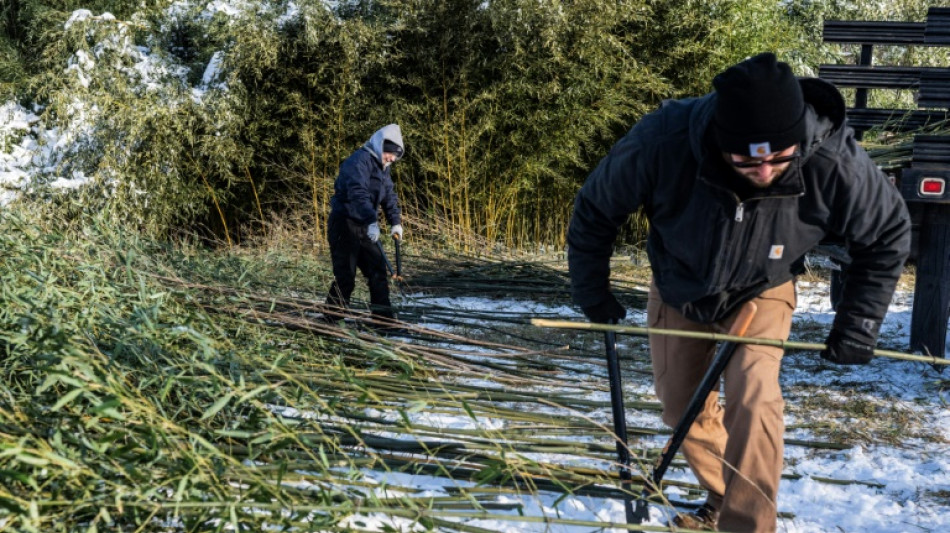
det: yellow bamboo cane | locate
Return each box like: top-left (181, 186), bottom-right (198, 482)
top-left (530, 318), bottom-right (949, 366)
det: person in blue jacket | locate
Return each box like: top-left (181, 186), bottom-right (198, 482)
top-left (324, 124), bottom-right (405, 323)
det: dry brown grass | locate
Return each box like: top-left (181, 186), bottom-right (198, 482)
top-left (786, 389), bottom-right (938, 447)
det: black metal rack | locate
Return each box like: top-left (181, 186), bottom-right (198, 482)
top-left (821, 7), bottom-right (950, 358)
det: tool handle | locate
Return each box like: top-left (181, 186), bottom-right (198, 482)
top-left (393, 235), bottom-right (402, 278)
top-left (729, 300), bottom-right (757, 337)
top-left (605, 330), bottom-right (631, 468)
top-left (376, 241), bottom-right (395, 276)
top-left (604, 327), bottom-right (638, 524)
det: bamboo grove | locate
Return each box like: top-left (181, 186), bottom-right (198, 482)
top-left (0, 0), bottom-right (945, 248)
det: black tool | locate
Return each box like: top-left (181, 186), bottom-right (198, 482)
top-left (394, 234), bottom-right (403, 279)
top-left (376, 240), bottom-right (402, 281)
top-left (603, 324), bottom-right (637, 523)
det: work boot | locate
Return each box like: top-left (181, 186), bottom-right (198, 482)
top-left (672, 503), bottom-right (719, 531)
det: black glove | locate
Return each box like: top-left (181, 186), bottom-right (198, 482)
top-left (582, 293), bottom-right (627, 324)
top-left (820, 328), bottom-right (874, 365)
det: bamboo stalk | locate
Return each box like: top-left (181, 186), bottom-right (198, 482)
top-left (531, 319), bottom-right (949, 365)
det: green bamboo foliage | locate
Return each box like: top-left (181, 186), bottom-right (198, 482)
top-left (2, 0), bottom-right (946, 248)
top-left (9, 4), bottom-right (248, 238)
top-left (0, 37), bottom-right (22, 95)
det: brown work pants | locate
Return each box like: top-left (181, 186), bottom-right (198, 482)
top-left (648, 281), bottom-right (795, 533)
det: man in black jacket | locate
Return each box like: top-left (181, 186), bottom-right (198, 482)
top-left (324, 124), bottom-right (405, 323)
top-left (568, 53), bottom-right (910, 531)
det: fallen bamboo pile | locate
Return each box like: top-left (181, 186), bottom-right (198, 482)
top-left (0, 212), bottom-right (931, 532)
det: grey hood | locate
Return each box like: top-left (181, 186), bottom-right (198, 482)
top-left (363, 123), bottom-right (405, 165)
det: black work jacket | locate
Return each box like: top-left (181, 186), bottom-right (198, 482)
top-left (568, 78), bottom-right (910, 340)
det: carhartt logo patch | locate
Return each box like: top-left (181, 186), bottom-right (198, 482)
top-left (768, 245), bottom-right (784, 259)
top-left (750, 142), bottom-right (771, 156)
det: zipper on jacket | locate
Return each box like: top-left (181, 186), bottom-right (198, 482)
top-left (709, 191), bottom-right (744, 288)
top-left (700, 170), bottom-right (805, 291)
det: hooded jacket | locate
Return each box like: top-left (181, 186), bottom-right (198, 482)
top-left (568, 78), bottom-right (910, 343)
top-left (330, 124), bottom-right (404, 226)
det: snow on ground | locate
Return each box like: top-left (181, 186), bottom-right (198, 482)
top-left (342, 283), bottom-right (950, 533)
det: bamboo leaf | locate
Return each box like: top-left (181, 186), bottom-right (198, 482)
top-left (50, 388), bottom-right (84, 412)
top-left (237, 384), bottom-right (273, 405)
top-left (200, 391), bottom-right (235, 421)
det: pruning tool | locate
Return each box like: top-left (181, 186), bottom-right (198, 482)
top-left (377, 237), bottom-right (404, 282)
top-left (393, 234), bottom-right (403, 279)
top-left (631, 300), bottom-right (758, 524)
top-left (603, 321), bottom-right (637, 523)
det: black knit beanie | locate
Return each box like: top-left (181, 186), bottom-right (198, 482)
top-left (382, 139), bottom-right (404, 158)
top-left (712, 52), bottom-right (806, 157)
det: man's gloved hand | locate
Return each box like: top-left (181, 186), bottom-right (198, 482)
top-left (820, 328), bottom-right (874, 365)
top-left (582, 293), bottom-right (627, 324)
top-left (367, 223), bottom-right (380, 242)
top-left (391, 224), bottom-right (403, 240)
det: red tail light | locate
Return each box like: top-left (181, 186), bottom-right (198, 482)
top-left (919, 177), bottom-right (946, 197)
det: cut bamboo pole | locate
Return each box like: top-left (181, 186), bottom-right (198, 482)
top-left (531, 319), bottom-right (950, 365)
